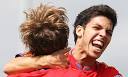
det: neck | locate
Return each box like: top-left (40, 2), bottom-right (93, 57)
top-left (72, 43), bottom-right (96, 67)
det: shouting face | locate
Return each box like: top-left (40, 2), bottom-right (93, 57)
top-left (76, 16), bottom-right (113, 59)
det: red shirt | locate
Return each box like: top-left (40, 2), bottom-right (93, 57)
top-left (8, 50), bottom-right (122, 77)
top-left (67, 53), bottom-right (122, 77)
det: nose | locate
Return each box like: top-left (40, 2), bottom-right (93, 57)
top-left (99, 29), bottom-right (107, 37)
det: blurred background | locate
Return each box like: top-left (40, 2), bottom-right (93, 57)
top-left (0, 0), bottom-right (128, 76)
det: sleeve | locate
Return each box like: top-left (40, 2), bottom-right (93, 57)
top-left (106, 66), bottom-right (123, 77)
top-left (98, 62), bottom-right (123, 77)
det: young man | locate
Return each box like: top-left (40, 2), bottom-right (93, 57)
top-left (4, 4), bottom-right (69, 75)
top-left (67, 4), bottom-right (122, 77)
top-left (4, 4), bottom-right (122, 77)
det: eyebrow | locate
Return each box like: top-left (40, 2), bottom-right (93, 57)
top-left (95, 24), bottom-right (112, 31)
top-left (96, 24), bottom-right (102, 28)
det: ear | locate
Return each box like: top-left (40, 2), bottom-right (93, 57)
top-left (76, 25), bottom-right (84, 38)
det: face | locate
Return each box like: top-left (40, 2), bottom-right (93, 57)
top-left (76, 16), bottom-right (113, 59)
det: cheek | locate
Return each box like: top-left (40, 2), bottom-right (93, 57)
top-left (82, 29), bottom-right (97, 45)
top-left (83, 32), bottom-right (94, 47)
top-left (105, 37), bottom-right (111, 47)
top-left (107, 36), bottom-right (111, 42)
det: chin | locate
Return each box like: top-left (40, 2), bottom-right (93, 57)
top-left (90, 53), bottom-right (101, 59)
top-left (91, 56), bottom-right (99, 59)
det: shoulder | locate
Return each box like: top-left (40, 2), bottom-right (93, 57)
top-left (98, 62), bottom-right (117, 71)
top-left (97, 62), bottom-right (122, 77)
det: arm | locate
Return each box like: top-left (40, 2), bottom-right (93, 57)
top-left (4, 57), bottom-right (42, 75)
top-left (4, 48), bottom-right (69, 75)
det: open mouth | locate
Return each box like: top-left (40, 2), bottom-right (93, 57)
top-left (92, 40), bottom-right (104, 50)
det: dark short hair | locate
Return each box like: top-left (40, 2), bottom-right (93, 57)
top-left (73, 4), bottom-right (117, 43)
top-left (20, 4), bottom-right (69, 56)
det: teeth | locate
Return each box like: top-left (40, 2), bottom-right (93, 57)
top-left (93, 41), bottom-right (103, 46)
top-left (92, 40), bottom-right (104, 49)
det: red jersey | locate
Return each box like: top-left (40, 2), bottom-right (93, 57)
top-left (66, 53), bottom-right (122, 77)
top-left (7, 51), bottom-right (122, 77)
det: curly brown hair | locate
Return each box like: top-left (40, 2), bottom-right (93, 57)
top-left (20, 4), bottom-right (69, 56)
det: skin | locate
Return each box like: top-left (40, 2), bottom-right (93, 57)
top-left (4, 48), bottom-right (69, 75)
top-left (73, 16), bottom-right (113, 67)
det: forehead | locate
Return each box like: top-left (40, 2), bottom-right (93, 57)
top-left (87, 16), bottom-right (113, 30)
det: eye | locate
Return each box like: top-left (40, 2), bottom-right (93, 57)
top-left (106, 30), bottom-right (112, 36)
top-left (92, 24), bottom-right (103, 30)
top-left (93, 26), bottom-right (101, 30)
